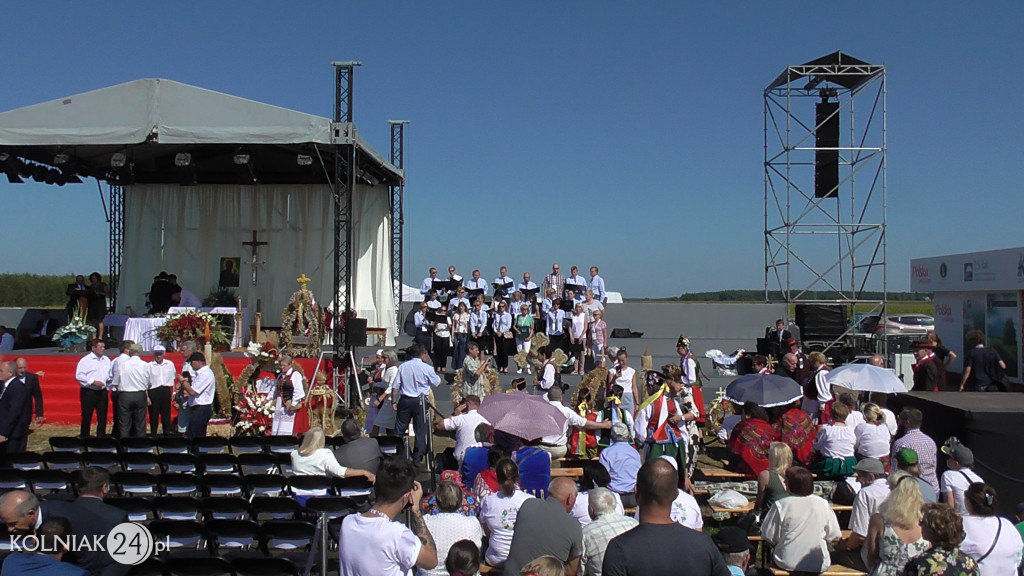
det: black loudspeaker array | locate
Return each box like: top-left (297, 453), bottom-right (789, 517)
top-left (815, 101), bottom-right (840, 198)
top-left (795, 304), bottom-right (847, 342)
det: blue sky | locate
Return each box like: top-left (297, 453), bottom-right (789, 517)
top-left (1, 2), bottom-right (1022, 298)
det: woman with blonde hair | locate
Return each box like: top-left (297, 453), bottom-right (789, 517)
top-left (289, 427), bottom-right (375, 505)
top-left (864, 472), bottom-right (930, 575)
top-left (755, 442), bottom-right (792, 515)
top-left (855, 402), bottom-right (892, 463)
top-left (519, 555), bottom-right (565, 576)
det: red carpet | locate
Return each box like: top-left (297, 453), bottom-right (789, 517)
top-left (22, 351), bottom-right (321, 431)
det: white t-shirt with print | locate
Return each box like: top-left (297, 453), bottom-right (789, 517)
top-left (339, 514), bottom-right (422, 576)
top-left (961, 515), bottom-right (1024, 576)
top-left (479, 490), bottom-right (534, 566)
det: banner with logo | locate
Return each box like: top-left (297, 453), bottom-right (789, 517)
top-left (911, 247), bottom-right (1024, 293)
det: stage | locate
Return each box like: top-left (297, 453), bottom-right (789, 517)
top-left (14, 347), bottom-right (327, 429)
top-left (892, 391), bottom-right (1024, 514)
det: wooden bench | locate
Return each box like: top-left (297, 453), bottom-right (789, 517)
top-left (710, 500), bottom-right (853, 516)
top-left (770, 566), bottom-right (865, 575)
top-left (479, 565), bottom-right (502, 575)
top-left (696, 466), bottom-right (747, 480)
top-left (750, 529), bottom-right (851, 543)
top-left (550, 467), bottom-right (583, 478)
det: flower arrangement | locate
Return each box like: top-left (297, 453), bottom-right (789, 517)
top-left (53, 304), bottom-right (96, 350)
top-left (232, 386), bottom-right (275, 436)
top-left (246, 341), bottom-right (279, 365)
top-left (156, 310), bottom-right (230, 348)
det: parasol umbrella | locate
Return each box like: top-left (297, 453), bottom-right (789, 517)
top-left (477, 391), bottom-right (567, 441)
top-left (725, 373), bottom-right (802, 408)
top-left (827, 364), bottom-right (908, 394)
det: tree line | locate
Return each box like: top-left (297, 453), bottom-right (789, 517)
top-left (0, 274), bottom-right (80, 307)
top-left (632, 290), bottom-right (930, 302)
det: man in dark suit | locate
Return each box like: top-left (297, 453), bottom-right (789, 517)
top-left (14, 358), bottom-right (44, 427)
top-left (333, 418), bottom-right (381, 475)
top-left (50, 467), bottom-right (131, 576)
top-left (66, 275), bottom-right (89, 317)
top-left (30, 311), bottom-right (59, 348)
top-left (765, 319), bottom-right (792, 360)
top-left (147, 272), bottom-right (173, 315)
top-left (0, 360), bottom-right (32, 453)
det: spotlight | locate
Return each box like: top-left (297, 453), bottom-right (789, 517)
top-left (233, 154), bottom-right (251, 165)
top-left (111, 153), bottom-right (127, 168)
top-left (174, 152), bottom-right (197, 186)
top-left (174, 153), bottom-right (192, 167)
top-left (53, 153), bottom-right (72, 166)
top-left (233, 153), bottom-right (257, 185)
top-left (297, 154), bottom-right (313, 166)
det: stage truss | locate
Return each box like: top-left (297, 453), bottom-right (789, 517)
top-left (389, 120), bottom-right (408, 328)
top-left (763, 52), bottom-right (888, 356)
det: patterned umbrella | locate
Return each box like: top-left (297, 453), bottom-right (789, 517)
top-left (725, 373), bottom-right (803, 408)
top-left (827, 364), bottom-right (908, 394)
top-left (477, 391), bottom-right (567, 441)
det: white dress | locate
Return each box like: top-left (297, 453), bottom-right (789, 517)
top-left (272, 368), bottom-right (305, 435)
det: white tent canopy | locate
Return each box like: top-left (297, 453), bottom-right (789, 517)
top-left (0, 78), bottom-right (401, 344)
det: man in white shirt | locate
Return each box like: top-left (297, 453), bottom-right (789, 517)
top-left (75, 339), bottom-right (111, 437)
top-left (339, 458), bottom-right (437, 575)
top-left (180, 352), bottom-right (215, 439)
top-left (435, 395), bottom-right (489, 467)
top-left (539, 385), bottom-right (611, 460)
top-left (391, 343), bottom-right (442, 465)
top-left (464, 269), bottom-right (487, 295)
top-left (589, 266), bottom-right (607, 303)
top-left (115, 344), bottom-right (151, 438)
top-left (147, 344), bottom-right (177, 436)
top-left (940, 442), bottom-right (983, 515)
top-left (518, 272), bottom-right (538, 294)
top-left (175, 341), bottom-right (198, 435)
top-left (107, 341), bottom-right (133, 438)
top-left (420, 268), bottom-right (438, 299)
top-left (493, 266), bottom-right (514, 300)
top-left (839, 458), bottom-right (890, 570)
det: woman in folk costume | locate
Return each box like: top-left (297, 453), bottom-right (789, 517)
top-left (272, 353), bottom-right (306, 435)
top-left (677, 334), bottom-right (707, 433)
top-left (634, 364), bottom-right (700, 487)
top-left (595, 383), bottom-right (634, 450)
top-left (568, 386), bottom-right (599, 459)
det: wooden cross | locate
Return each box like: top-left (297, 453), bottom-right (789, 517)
top-left (242, 230), bottom-right (268, 286)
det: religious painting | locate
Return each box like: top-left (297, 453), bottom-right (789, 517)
top-left (219, 257), bottom-right (241, 288)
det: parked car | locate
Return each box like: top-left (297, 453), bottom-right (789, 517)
top-left (855, 314), bottom-right (934, 337)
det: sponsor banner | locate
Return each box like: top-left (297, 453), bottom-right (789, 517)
top-left (911, 246), bottom-right (1024, 292)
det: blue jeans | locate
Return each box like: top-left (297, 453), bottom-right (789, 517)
top-left (452, 333), bottom-right (469, 370)
top-left (394, 395), bottom-right (427, 463)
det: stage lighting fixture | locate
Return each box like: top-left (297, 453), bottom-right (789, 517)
top-left (53, 153), bottom-right (72, 166)
top-left (233, 153), bottom-right (257, 185)
top-left (174, 152), bottom-right (197, 186)
top-left (110, 152), bottom-right (127, 168)
top-left (174, 153), bottom-right (192, 167)
top-left (297, 154), bottom-right (313, 166)
top-left (233, 154), bottom-right (250, 165)
top-left (0, 152), bottom-right (24, 183)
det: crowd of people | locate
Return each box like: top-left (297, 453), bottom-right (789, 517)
top-left (412, 264), bottom-right (609, 374)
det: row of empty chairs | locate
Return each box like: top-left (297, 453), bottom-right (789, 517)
top-left (132, 556), bottom-right (303, 576)
top-left (40, 434), bottom-right (404, 456)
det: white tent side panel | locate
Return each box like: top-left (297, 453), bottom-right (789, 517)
top-left (122, 183), bottom-right (395, 345)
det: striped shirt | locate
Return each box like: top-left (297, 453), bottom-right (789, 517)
top-left (891, 428), bottom-right (939, 491)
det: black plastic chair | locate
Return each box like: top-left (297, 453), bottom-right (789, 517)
top-left (202, 475), bottom-right (246, 498)
top-left (229, 436), bottom-right (266, 455)
top-left (303, 496), bottom-right (358, 521)
top-left (83, 436), bottom-right (120, 453)
top-left (272, 453), bottom-right (292, 475)
top-left (105, 496), bottom-right (156, 523)
top-left (111, 471), bottom-right (159, 496)
top-left (42, 451), bottom-right (82, 470)
top-left (155, 437), bottom-right (191, 455)
top-left (129, 557), bottom-right (171, 576)
top-left (201, 497), bottom-right (251, 521)
top-left (49, 436), bottom-right (84, 453)
top-left (158, 473), bottom-right (201, 497)
top-left (249, 496), bottom-right (301, 522)
top-left (26, 469), bottom-right (75, 494)
top-left (153, 497), bottom-right (203, 522)
top-left (5, 452), bottom-right (43, 470)
top-left (122, 452), bottom-right (162, 473)
top-left (0, 469), bottom-right (28, 491)
top-left (260, 520), bottom-right (314, 568)
top-left (82, 451), bottom-right (122, 472)
top-left (333, 476), bottom-right (373, 498)
top-left (191, 437), bottom-right (229, 454)
top-left (265, 436), bottom-right (298, 454)
top-left (237, 453), bottom-right (277, 475)
top-left (375, 435), bottom-right (404, 456)
top-left (206, 519), bottom-right (261, 551)
top-left (159, 453), bottom-right (199, 474)
top-left (121, 437), bottom-right (157, 453)
top-left (147, 520), bottom-right (206, 550)
top-left (243, 474), bottom-right (287, 497)
top-left (198, 453), bottom-right (238, 475)
top-left (286, 475), bottom-right (333, 497)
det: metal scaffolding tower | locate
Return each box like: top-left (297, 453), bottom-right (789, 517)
top-left (106, 184), bottom-right (124, 314)
top-left (764, 52), bottom-right (887, 356)
top-left (389, 120), bottom-right (408, 328)
top-left (332, 61), bottom-right (360, 405)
